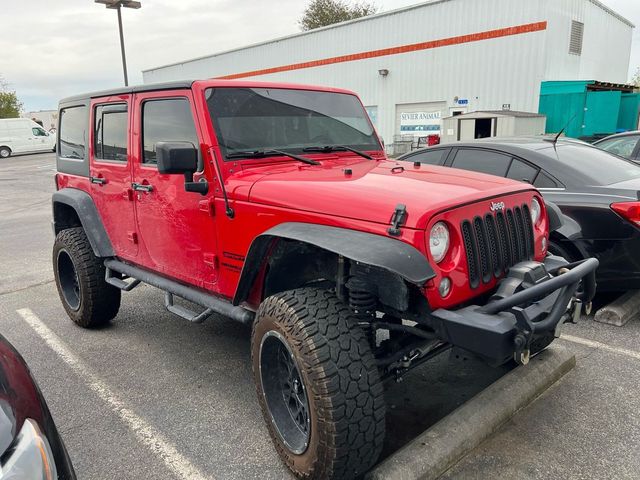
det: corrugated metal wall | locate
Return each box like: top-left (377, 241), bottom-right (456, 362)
top-left (543, 0), bottom-right (633, 83)
top-left (143, 0), bottom-right (632, 150)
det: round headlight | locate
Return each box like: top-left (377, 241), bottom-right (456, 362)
top-left (531, 198), bottom-right (542, 226)
top-left (429, 222), bottom-right (450, 263)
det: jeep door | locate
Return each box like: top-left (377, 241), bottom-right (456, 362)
top-left (89, 95), bottom-right (138, 259)
top-left (131, 91), bottom-right (218, 289)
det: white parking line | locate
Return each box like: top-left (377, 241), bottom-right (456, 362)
top-left (561, 334), bottom-right (640, 361)
top-left (16, 308), bottom-right (212, 480)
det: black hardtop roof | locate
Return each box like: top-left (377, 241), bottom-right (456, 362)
top-left (404, 135), bottom-right (640, 189)
top-left (59, 80), bottom-right (195, 105)
top-left (405, 135), bottom-right (598, 172)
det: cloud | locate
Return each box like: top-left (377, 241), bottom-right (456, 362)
top-left (1, 0), bottom-right (638, 112)
top-left (1, 0), bottom-right (314, 110)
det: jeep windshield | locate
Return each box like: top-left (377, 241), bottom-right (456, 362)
top-left (205, 87), bottom-right (381, 160)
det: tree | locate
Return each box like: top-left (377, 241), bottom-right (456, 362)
top-left (299, 0), bottom-right (378, 31)
top-left (0, 76), bottom-right (22, 119)
top-left (632, 67), bottom-right (640, 88)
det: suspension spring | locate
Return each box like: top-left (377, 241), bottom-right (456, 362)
top-left (347, 276), bottom-right (377, 318)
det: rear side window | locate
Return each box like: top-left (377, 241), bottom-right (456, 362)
top-left (408, 149), bottom-right (446, 165)
top-left (533, 171), bottom-right (559, 188)
top-left (59, 106), bottom-right (87, 159)
top-left (507, 159), bottom-right (538, 183)
top-left (142, 98), bottom-right (199, 164)
top-left (94, 104), bottom-right (128, 161)
top-left (451, 149), bottom-right (511, 177)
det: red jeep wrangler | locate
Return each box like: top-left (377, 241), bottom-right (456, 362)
top-left (52, 80), bottom-right (597, 479)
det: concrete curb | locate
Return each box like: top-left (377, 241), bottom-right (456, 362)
top-left (367, 346), bottom-right (575, 480)
top-left (594, 290), bottom-right (640, 326)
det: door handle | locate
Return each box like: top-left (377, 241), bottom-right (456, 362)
top-left (90, 176), bottom-right (107, 185)
top-left (132, 182), bottom-right (153, 193)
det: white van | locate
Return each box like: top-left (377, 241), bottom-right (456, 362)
top-left (0, 118), bottom-right (56, 158)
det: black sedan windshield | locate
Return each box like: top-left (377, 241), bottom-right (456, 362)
top-left (205, 87), bottom-right (381, 160)
top-left (544, 144), bottom-right (640, 186)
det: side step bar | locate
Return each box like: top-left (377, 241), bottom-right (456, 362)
top-left (164, 292), bottom-right (213, 324)
top-left (104, 259), bottom-right (254, 326)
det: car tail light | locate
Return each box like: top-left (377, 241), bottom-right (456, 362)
top-left (54, 173), bottom-right (60, 191)
top-left (611, 202), bottom-right (640, 226)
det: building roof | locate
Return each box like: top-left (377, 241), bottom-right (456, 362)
top-left (588, 0), bottom-right (635, 28)
top-left (444, 110), bottom-right (545, 120)
top-left (143, 0), bottom-right (634, 74)
top-left (479, 110), bottom-right (545, 118)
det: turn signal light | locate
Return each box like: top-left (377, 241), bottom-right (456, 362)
top-left (611, 202), bottom-right (640, 227)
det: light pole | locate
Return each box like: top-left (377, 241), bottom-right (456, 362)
top-left (95, 0), bottom-right (141, 86)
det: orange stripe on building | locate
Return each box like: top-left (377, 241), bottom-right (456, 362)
top-left (216, 21), bottom-right (547, 80)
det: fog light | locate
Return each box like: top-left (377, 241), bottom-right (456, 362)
top-left (541, 236), bottom-right (547, 252)
top-left (439, 277), bottom-right (451, 297)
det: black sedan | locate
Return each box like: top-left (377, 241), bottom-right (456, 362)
top-left (0, 333), bottom-right (75, 478)
top-left (399, 137), bottom-right (640, 292)
top-left (593, 131), bottom-right (640, 161)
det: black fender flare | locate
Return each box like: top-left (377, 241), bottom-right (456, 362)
top-left (233, 222), bottom-right (435, 306)
top-left (52, 188), bottom-right (114, 257)
top-left (544, 200), bottom-right (564, 233)
top-left (547, 209), bottom-right (589, 260)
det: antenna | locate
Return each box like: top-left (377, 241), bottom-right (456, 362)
top-left (551, 112), bottom-right (579, 148)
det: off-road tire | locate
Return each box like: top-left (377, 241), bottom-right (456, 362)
top-left (53, 227), bottom-right (120, 327)
top-left (251, 288), bottom-right (385, 480)
top-left (0, 147), bottom-right (11, 158)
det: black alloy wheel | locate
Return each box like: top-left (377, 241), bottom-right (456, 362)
top-left (57, 249), bottom-right (81, 311)
top-left (259, 330), bottom-right (310, 455)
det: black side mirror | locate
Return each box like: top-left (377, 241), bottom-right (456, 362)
top-left (156, 142), bottom-right (208, 195)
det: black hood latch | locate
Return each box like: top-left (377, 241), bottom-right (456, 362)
top-left (388, 204), bottom-right (407, 236)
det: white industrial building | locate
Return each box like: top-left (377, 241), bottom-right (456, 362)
top-left (22, 110), bottom-right (58, 131)
top-left (143, 0), bottom-right (634, 153)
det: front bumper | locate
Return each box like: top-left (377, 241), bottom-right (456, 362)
top-left (428, 255), bottom-right (599, 365)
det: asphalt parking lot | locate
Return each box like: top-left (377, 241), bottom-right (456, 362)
top-left (1, 152), bottom-right (640, 479)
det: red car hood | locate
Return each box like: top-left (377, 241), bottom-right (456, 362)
top-left (246, 158), bottom-right (534, 230)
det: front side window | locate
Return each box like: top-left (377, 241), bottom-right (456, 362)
top-left (205, 87), bottom-right (381, 160)
top-left (59, 106), bottom-right (87, 159)
top-left (451, 149), bottom-right (512, 177)
top-left (94, 104), bottom-right (128, 161)
top-left (409, 149), bottom-right (446, 165)
top-left (32, 127), bottom-right (48, 137)
top-left (142, 98), bottom-right (199, 164)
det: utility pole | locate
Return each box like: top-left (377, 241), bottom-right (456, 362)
top-left (95, 0), bottom-right (142, 86)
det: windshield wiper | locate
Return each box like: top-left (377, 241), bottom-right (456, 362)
top-left (302, 145), bottom-right (373, 160)
top-left (225, 149), bottom-right (320, 165)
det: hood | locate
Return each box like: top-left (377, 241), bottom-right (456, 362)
top-left (246, 158), bottom-right (533, 229)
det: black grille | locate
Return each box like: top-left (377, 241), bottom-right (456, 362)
top-left (462, 204), bottom-right (535, 288)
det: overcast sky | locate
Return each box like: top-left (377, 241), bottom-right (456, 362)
top-left (1, 0), bottom-right (638, 112)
